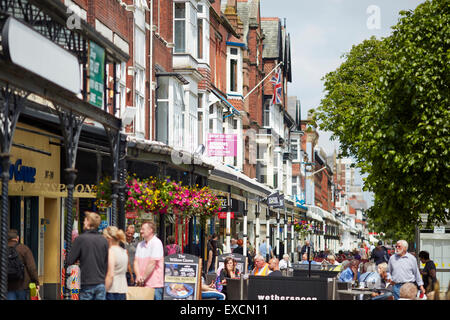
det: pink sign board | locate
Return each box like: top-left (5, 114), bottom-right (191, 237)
top-left (207, 133), bottom-right (237, 157)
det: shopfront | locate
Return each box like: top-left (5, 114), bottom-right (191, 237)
top-left (5, 123), bottom-right (61, 299)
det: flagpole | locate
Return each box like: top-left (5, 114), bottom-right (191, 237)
top-left (243, 61), bottom-right (284, 101)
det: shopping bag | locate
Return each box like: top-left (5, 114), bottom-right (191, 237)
top-left (126, 286), bottom-right (155, 300)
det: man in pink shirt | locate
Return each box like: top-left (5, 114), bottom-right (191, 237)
top-left (134, 221), bottom-right (164, 300)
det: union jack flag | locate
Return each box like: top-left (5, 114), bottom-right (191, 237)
top-left (270, 68), bottom-right (282, 105)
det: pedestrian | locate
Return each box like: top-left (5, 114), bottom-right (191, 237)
top-left (206, 233), bottom-right (219, 274)
top-left (388, 240), bottom-right (425, 300)
top-left (371, 262), bottom-right (394, 300)
top-left (230, 238), bottom-right (238, 251)
top-left (258, 240), bottom-right (273, 261)
top-left (251, 254), bottom-right (271, 276)
top-left (359, 243), bottom-right (368, 260)
top-left (268, 258), bottom-right (282, 277)
top-left (418, 250), bottom-right (437, 294)
top-left (300, 240), bottom-right (314, 256)
top-left (164, 235), bottom-right (181, 256)
top-left (352, 248), bottom-right (361, 260)
top-left (134, 221), bottom-right (164, 300)
top-left (370, 240), bottom-right (389, 265)
top-left (67, 211), bottom-right (109, 300)
top-left (338, 259), bottom-right (360, 283)
top-left (7, 229), bottom-right (40, 300)
top-left (398, 282), bottom-right (418, 300)
top-left (232, 239), bottom-right (244, 255)
top-left (103, 226), bottom-right (128, 300)
top-left (124, 224), bottom-right (138, 286)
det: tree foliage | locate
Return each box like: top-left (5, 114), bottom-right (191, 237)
top-left (312, 0), bottom-right (450, 238)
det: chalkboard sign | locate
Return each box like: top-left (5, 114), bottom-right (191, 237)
top-left (216, 253), bottom-right (247, 275)
top-left (248, 276), bottom-right (330, 300)
top-left (164, 254), bottom-right (202, 300)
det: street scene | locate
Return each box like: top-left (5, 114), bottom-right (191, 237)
top-left (0, 0), bottom-right (449, 306)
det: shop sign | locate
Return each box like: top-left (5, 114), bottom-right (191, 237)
top-left (433, 226), bottom-right (445, 234)
top-left (207, 133), bottom-right (237, 157)
top-left (163, 254), bottom-right (201, 300)
top-left (218, 211), bottom-right (234, 219)
top-left (2, 17), bottom-right (81, 94)
top-left (247, 276), bottom-right (329, 300)
top-left (0, 159), bottom-right (36, 183)
top-left (89, 41), bottom-right (105, 108)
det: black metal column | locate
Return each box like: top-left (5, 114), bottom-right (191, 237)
top-left (104, 127), bottom-right (121, 227)
top-left (0, 86), bottom-right (27, 300)
top-left (117, 133), bottom-right (127, 231)
top-left (55, 107), bottom-right (85, 300)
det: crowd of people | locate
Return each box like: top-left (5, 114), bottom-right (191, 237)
top-left (6, 213), bottom-right (450, 301)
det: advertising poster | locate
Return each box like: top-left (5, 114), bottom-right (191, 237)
top-left (217, 253), bottom-right (246, 275)
top-left (207, 133), bottom-right (237, 157)
top-left (164, 254), bottom-right (200, 300)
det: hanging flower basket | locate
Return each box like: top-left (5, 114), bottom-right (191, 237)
top-left (293, 219), bottom-right (314, 239)
top-left (94, 176), bottom-right (112, 212)
top-left (124, 175), bottom-right (221, 222)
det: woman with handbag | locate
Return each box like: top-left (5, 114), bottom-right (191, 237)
top-left (103, 226), bottom-right (129, 300)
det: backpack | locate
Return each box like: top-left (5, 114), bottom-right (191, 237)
top-left (166, 244), bottom-right (180, 256)
top-left (8, 244), bottom-right (25, 281)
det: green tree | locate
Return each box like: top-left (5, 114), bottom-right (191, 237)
top-left (312, 0), bottom-right (450, 239)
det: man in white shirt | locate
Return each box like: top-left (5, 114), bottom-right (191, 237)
top-left (134, 221), bottom-right (164, 300)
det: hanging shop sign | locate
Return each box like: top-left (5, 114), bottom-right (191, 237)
top-left (163, 254), bottom-right (201, 300)
top-left (266, 192), bottom-right (281, 208)
top-left (89, 41), bottom-right (105, 108)
top-left (217, 195), bottom-right (229, 212)
top-left (207, 133), bottom-right (237, 157)
top-left (2, 17), bottom-right (81, 94)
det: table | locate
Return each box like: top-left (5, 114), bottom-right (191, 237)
top-left (337, 288), bottom-right (375, 300)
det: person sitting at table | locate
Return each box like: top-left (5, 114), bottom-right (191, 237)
top-left (201, 276), bottom-right (226, 300)
top-left (251, 254), bottom-right (271, 276)
top-left (398, 282), bottom-right (417, 300)
top-left (359, 262), bottom-right (378, 285)
top-left (371, 262), bottom-right (393, 300)
top-left (300, 253), bottom-right (320, 264)
top-left (323, 254), bottom-right (342, 271)
top-left (338, 259), bottom-right (360, 283)
top-left (279, 254), bottom-right (292, 271)
top-left (218, 257), bottom-right (240, 298)
top-left (268, 258), bottom-right (283, 277)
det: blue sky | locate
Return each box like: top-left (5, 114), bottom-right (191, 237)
top-left (261, 0), bottom-right (425, 205)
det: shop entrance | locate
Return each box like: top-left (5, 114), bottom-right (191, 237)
top-left (8, 196), bottom-right (39, 263)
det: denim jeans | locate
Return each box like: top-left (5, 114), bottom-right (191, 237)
top-left (202, 291), bottom-right (226, 300)
top-left (371, 291), bottom-right (393, 300)
top-left (154, 287), bottom-right (164, 300)
top-left (80, 284), bottom-right (106, 300)
top-left (7, 290), bottom-right (27, 300)
top-left (106, 292), bottom-right (126, 300)
top-left (392, 283), bottom-right (408, 300)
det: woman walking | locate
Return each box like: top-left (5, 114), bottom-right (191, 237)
top-left (103, 226), bottom-right (129, 300)
top-left (419, 251), bottom-right (437, 294)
